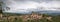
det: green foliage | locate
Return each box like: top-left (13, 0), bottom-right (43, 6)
top-left (0, 2), bottom-right (3, 13)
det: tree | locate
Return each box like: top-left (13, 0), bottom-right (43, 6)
top-left (0, 1), bottom-right (3, 13)
top-left (6, 7), bottom-right (10, 11)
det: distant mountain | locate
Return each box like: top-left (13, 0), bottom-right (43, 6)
top-left (3, 10), bottom-right (60, 16)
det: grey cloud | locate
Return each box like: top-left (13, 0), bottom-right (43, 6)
top-left (14, 0), bottom-right (53, 3)
top-left (2, 0), bottom-right (60, 14)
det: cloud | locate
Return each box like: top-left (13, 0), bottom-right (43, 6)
top-left (3, 0), bottom-right (39, 13)
top-left (2, 0), bottom-right (60, 13)
top-left (37, 1), bottom-right (60, 10)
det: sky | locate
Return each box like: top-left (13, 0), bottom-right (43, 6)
top-left (2, 0), bottom-right (60, 13)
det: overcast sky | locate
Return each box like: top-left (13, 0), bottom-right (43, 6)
top-left (2, 0), bottom-right (60, 13)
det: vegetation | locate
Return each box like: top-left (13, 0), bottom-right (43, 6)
top-left (0, 13), bottom-right (60, 22)
top-left (0, 1), bottom-right (3, 13)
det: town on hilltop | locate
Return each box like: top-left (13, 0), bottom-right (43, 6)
top-left (0, 12), bottom-right (60, 22)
